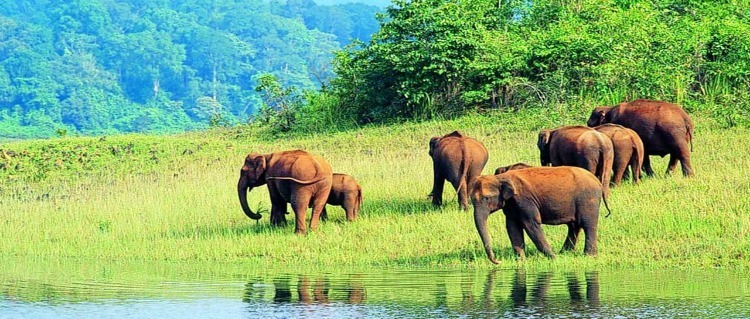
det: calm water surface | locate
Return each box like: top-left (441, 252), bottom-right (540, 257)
top-left (0, 264), bottom-right (748, 318)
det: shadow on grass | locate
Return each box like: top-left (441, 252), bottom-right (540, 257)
top-left (167, 219), bottom-right (293, 239)
top-left (360, 196), bottom-right (452, 217)
top-left (388, 246), bottom-right (550, 266)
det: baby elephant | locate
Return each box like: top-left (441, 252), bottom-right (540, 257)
top-left (494, 162), bottom-right (533, 175)
top-left (471, 166), bottom-right (610, 264)
top-left (320, 173), bottom-right (363, 222)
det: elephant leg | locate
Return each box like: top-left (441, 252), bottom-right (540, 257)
top-left (642, 156), bottom-right (655, 176)
top-left (320, 206), bottom-right (328, 222)
top-left (629, 155), bottom-right (641, 183)
top-left (270, 202), bottom-right (288, 226)
top-left (680, 156), bottom-right (694, 177)
top-left (678, 146), bottom-right (694, 177)
top-left (666, 154), bottom-right (679, 175)
top-left (561, 223), bottom-right (581, 252)
top-left (268, 187), bottom-right (288, 226)
top-left (452, 179), bottom-right (469, 211)
top-left (611, 155), bottom-right (628, 186)
top-left (506, 217), bottom-right (526, 259)
top-left (291, 192), bottom-right (313, 234)
top-left (343, 197), bottom-right (356, 221)
top-left (522, 217), bottom-right (555, 258)
top-left (308, 190), bottom-right (329, 232)
top-left (431, 169), bottom-right (445, 207)
top-left (581, 219), bottom-right (598, 256)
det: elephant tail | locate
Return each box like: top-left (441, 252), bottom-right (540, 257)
top-left (356, 187), bottom-right (363, 213)
top-left (602, 193), bottom-right (612, 218)
top-left (456, 142), bottom-right (471, 196)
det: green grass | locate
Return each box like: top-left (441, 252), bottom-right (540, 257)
top-left (1, 107), bottom-right (748, 270)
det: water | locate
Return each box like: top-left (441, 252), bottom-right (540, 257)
top-left (0, 264), bottom-right (748, 318)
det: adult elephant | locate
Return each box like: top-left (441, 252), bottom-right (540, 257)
top-left (586, 99), bottom-right (694, 177)
top-left (471, 166), bottom-right (610, 263)
top-left (429, 131), bottom-right (489, 210)
top-left (237, 150), bottom-right (332, 234)
top-left (537, 126), bottom-right (614, 197)
top-left (594, 124), bottom-right (645, 185)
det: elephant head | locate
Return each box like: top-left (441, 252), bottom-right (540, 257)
top-left (537, 130), bottom-right (553, 166)
top-left (428, 136), bottom-right (440, 156)
top-left (238, 153), bottom-right (268, 220)
top-left (586, 107), bottom-right (611, 127)
top-left (471, 175), bottom-right (517, 264)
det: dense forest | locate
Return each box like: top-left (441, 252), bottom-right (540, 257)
top-left (2, 0), bottom-right (750, 139)
top-left (327, 0), bottom-right (750, 127)
top-left (0, 0), bottom-right (381, 138)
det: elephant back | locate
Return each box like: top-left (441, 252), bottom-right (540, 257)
top-left (267, 150), bottom-right (333, 183)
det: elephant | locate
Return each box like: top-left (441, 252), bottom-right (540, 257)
top-left (494, 162), bottom-right (532, 175)
top-left (537, 125), bottom-right (614, 198)
top-left (320, 173), bottom-right (362, 222)
top-left (429, 131), bottom-right (489, 210)
top-left (237, 149), bottom-right (332, 234)
top-left (593, 124), bottom-right (645, 185)
top-left (586, 99), bottom-right (694, 177)
top-left (471, 166), bottom-right (610, 263)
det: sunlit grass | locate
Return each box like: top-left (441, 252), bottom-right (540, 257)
top-left (1, 109), bottom-right (748, 269)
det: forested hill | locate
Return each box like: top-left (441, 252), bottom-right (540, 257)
top-left (0, 0), bottom-right (381, 138)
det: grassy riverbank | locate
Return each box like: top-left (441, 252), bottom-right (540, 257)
top-left (1, 107), bottom-right (748, 269)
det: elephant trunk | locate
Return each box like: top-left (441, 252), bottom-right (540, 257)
top-left (238, 176), bottom-right (262, 220)
top-left (474, 208), bottom-right (499, 264)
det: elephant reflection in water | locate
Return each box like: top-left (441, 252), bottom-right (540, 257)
top-left (509, 271), bottom-right (600, 310)
top-left (243, 275), bottom-right (366, 305)
top-left (456, 270), bottom-right (599, 314)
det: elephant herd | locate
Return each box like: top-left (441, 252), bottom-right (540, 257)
top-left (237, 99), bottom-right (695, 263)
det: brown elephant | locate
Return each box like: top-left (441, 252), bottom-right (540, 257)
top-left (320, 173), bottom-right (362, 222)
top-left (537, 126), bottom-right (614, 197)
top-left (237, 150), bottom-right (332, 234)
top-left (429, 131), bottom-right (489, 210)
top-left (587, 99), bottom-right (694, 177)
top-left (594, 124), bottom-right (645, 185)
top-left (494, 162), bottom-right (532, 175)
top-left (471, 166), bottom-right (610, 263)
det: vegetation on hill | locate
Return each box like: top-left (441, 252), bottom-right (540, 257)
top-left (0, 0), bottom-right (381, 138)
top-left (325, 0), bottom-right (750, 127)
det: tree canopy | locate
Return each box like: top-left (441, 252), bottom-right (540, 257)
top-left (328, 0), bottom-right (750, 126)
top-left (0, 0), bottom-right (381, 138)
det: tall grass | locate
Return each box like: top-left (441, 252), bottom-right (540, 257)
top-left (1, 109), bottom-right (748, 269)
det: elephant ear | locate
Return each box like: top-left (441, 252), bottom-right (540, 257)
top-left (598, 109), bottom-right (607, 125)
top-left (252, 155), bottom-right (267, 179)
top-left (496, 176), bottom-right (517, 205)
top-left (429, 137), bottom-right (440, 156)
top-left (537, 130), bottom-right (551, 151)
